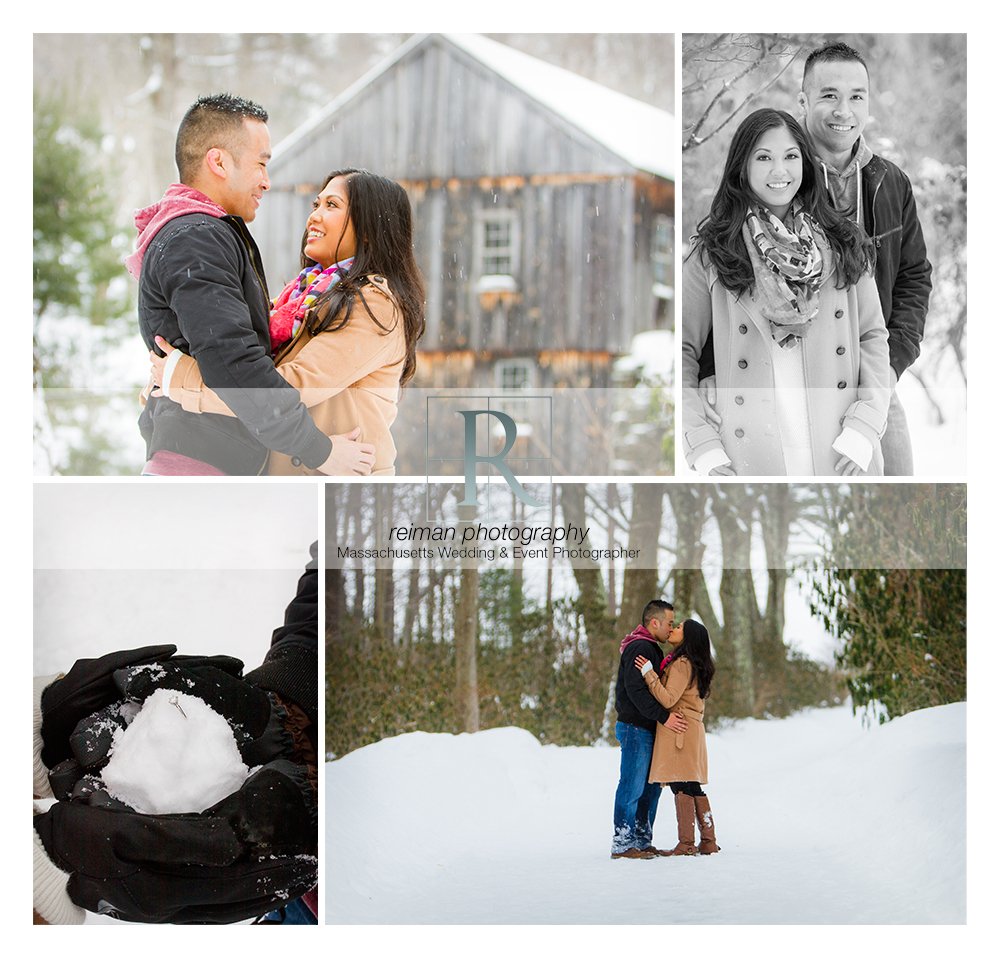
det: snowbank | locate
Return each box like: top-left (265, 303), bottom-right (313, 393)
top-left (327, 702), bottom-right (965, 923)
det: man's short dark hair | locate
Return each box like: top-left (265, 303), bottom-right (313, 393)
top-left (175, 93), bottom-right (268, 183)
top-left (802, 41), bottom-right (869, 88)
top-left (641, 600), bottom-right (673, 627)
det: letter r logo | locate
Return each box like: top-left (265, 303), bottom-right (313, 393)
top-left (458, 410), bottom-right (542, 507)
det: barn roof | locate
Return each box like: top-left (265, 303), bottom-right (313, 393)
top-left (274, 33), bottom-right (674, 181)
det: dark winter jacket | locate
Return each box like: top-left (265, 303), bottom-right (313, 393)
top-left (245, 542), bottom-right (318, 748)
top-left (137, 212), bottom-right (333, 474)
top-left (697, 151), bottom-right (932, 383)
top-left (614, 636), bottom-right (670, 733)
top-left (859, 154), bottom-right (932, 380)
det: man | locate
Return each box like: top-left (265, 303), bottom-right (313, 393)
top-left (128, 93), bottom-right (372, 476)
top-left (697, 41), bottom-right (932, 475)
top-left (797, 41), bottom-right (932, 475)
top-left (610, 600), bottom-right (687, 860)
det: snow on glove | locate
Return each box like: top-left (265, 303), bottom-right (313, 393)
top-left (112, 660), bottom-right (294, 769)
top-left (44, 652), bottom-right (245, 799)
top-left (33, 759), bottom-right (317, 924)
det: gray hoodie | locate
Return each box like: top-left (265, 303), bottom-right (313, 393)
top-left (814, 135), bottom-right (875, 225)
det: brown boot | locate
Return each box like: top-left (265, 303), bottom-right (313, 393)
top-left (661, 793), bottom-right (697, 856)
top-left (611, 847), bottom-right (657, 860)
top-left (694, 794), bottom-right (720, 854)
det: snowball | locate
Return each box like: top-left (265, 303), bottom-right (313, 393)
top-left (101, 688), bottom-right (251, 814)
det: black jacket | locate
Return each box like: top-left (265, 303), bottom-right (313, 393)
top-left (697, 152), bottom-right (932, 383)
top-left (245, 542), bottom-right (318, 746)
top-left (861, 154), bottom-right (933, 380)
top-left (614, 638), bottom-right (670, 733)
top-left (137, 213), bottom-right (332, 474)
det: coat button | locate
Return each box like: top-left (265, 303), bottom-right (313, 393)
top-left (738, 359), bottom-right (748, 369)
top-left (837, 381), bottom-right (847, 390)
top-left (735, 395), bottom-right (744, 405)
top-left (735, 428), bottom-right (745, 438)
top-left (291, 456), bottom-right (303, 467)
top-left (835, 309), bottom-right (844, 318)
top-left (739, 324), bottom-right (748, 334)
top-left (836, 346), bottom-right (846, 355)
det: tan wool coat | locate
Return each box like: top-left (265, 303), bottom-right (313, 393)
top-left (166, 275), bottom-right (406, 475)
top-left (643, 657), bottom-right (708, 785)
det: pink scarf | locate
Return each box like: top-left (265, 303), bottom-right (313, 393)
top-left (268, 258), bottom-right (354, 353)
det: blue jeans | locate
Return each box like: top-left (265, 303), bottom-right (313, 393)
top-left (611, 721), bottom-right (661, 854)
top-left (257, 897), bottom-right (317, 924)
top-left (881, 390), bottom-right (914, 476)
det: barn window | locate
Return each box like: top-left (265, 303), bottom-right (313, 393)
top-left (652, 214), bottom-right (673, 299)
top-left (475, 209), bottom-right (520, 291)
top-left (495, 358), bottom-right (533, 390)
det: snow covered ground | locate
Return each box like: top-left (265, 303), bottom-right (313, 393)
top-left (327, 702), bottom-right (965, 924)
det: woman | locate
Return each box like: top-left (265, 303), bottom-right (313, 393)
top-left (634, 619), bottom-right (719, 856)
top-left (152, 168), bottom-right (425, 475)
top-left (682, 108), bottom-right (890, 476)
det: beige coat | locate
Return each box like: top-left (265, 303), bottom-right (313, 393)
top-left (643, 658), bottom-right (708, 785)
top-left (682, 252), bottom-right (891, 476)
top-left (166, 275), bottom-right (406, 475)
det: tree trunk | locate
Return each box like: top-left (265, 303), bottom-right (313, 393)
top-left (373, 485), bottom-right (395, 644)
top-left (618, 484), bottom-right (665, 633)
top-left (756, 485), bottom-right (793, 713)
top-left (711, 485), bottom-right (759, 717)
top-left (455, 565), bottom-right (480, 732)
top-left (559, 484), bottom-right (614, 674)
top-left (664, 485), bottom-right (720, 634)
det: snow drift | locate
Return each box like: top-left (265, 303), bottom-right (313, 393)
top-left (327, 702), bottom-right (965, 924)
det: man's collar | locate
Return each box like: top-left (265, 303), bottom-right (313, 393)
top-left (804, 129), bottom-right (864, 175)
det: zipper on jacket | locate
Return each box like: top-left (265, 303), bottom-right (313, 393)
top-left (241, 234), bottom-right (270, 307)
top-left (870, 177), bottom-right (882, 248)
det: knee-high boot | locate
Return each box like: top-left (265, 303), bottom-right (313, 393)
top-left (662, 792), bottom-right (697, 856)
top-left (694, 794), bottom-right (720, 854)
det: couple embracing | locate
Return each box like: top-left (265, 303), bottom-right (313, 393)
top-left (129, 93), bottom-right (425, 477)
top-left (683, 41), bottom-right (932, 477)
top-left (611, 600), bottom-right (719, 860)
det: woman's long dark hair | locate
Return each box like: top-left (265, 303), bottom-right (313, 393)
top-left (299, 168), bottom-right (425, 385)
top-left (672, 619), bottom-right (715, 700)
top-left (690, 108), bottom-right (873, 296)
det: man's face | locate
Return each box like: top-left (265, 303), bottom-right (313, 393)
top-left (219, 118), bottom-right (271, 222)
top-left (798, 59), bottom-right (870, 161)
top-left (649, 609), bottom-right (675, 641)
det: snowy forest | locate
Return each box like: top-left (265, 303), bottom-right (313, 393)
top-left (681, 33), bottom-right (967, 475)
top-left (325, 482), bottom-right (966, 757)
top-left (33, 33), bottom-right (675, 475)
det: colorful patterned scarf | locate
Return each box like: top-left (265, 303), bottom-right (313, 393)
top-left (743, 203), bottom-right (828, 348)
top-left (269, 257), bottom-right (354, 353)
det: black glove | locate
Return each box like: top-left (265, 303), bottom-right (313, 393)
top-left (40, 645), bottom-right (179, 771)
top-left (34, 760), bottom-right (317, 924)
top-left (43, 650), bottom-right (246, 800)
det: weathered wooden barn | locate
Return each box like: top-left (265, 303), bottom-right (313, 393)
top-left (254, 33), bottom-right (674, 474)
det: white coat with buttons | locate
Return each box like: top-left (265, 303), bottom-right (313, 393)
top-left (682, 249), bottom-right (891, 476)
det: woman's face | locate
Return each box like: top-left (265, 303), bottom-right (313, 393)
top-left (667, 621), bottom-right (684, 647)
top-left (745, 124), bottom-right (803, 221)
top-left (304, 175), bottom-right (357, 268)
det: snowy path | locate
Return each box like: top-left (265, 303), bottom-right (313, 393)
top-left (326, 703), bottom-right (965, 924)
